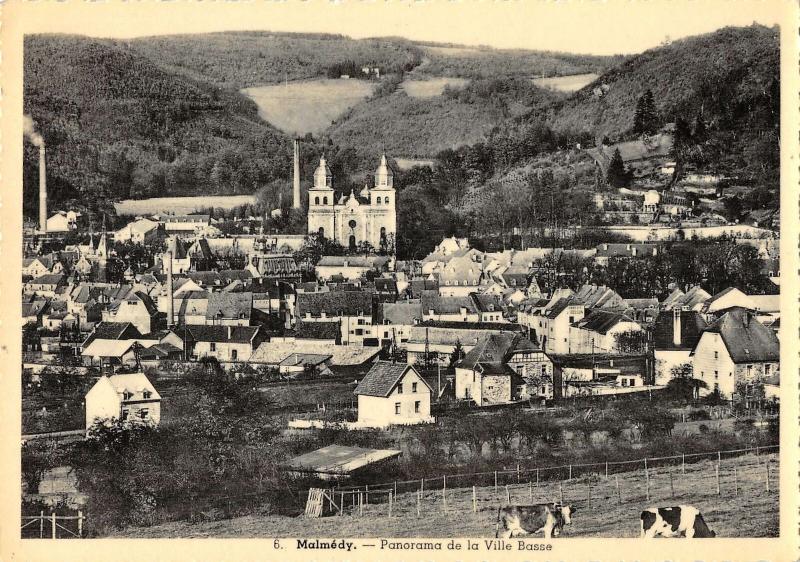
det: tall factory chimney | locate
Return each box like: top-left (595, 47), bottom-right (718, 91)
top-left (166, 250), bottom-right (174, 328)
top-left (39, 144), bottom-right (47, 233)
top-left (292, 139), bottom-right (301, 209)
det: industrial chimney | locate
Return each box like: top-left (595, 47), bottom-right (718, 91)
top-left (39, 144), bottom-right (47, 233)
top-left (292, 139), bottom-right (301, 210)
top-left (166, 250), bottom-right (174, 328)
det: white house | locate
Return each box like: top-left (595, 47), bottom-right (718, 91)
top-left (701, 287), bottom-right (757, 315)
top-left (85, 372), bottom-right (161, 429)
top-left (652, 309), bottom-right (708, 385)
top-left (690, 309), bottom-right (780, 398)
top-left (46, 211), bottom-right (80, 233)
top-left (568, 310), bottom-right (643, 354)
top-left (524, 297), bottom-right (585, 355)
top-left (185, 325), bottom-right (261, 362)
top-left (353, 361), bottom-right (434, 428)
top-left (115, 218), bottom-right (160, 244)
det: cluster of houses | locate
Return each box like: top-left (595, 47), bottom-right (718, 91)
top-left (23, 218), bottom-right (780, 431)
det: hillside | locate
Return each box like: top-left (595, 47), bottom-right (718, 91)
top-left (545, 25), bottom-right (779, 179)
top-left (127, 32), bottom-right (424, 90)
top-left (23, 34), bottom-right (293, 218)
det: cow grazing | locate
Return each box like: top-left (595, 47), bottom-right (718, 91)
top-left (640, 505), bottom-right (716, 538)
top-left (496, 503), bottom-right (576, 539)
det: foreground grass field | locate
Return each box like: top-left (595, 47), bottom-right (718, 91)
top-left (242, 79), bottom-right (376, 136)
top-left (114, 453), bottom-right (778, 538)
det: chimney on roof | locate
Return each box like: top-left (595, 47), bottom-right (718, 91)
top-left (632, 247), bottom-right (638, 256)
top-left (673, 308), bottom-right (681, 347)
top-left (227, 325), bottom-right (233, 339)
top-left (166, 251), bottom-right (174, 329)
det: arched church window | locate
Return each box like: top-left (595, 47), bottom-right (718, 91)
top-left (314, 197), bottom-right (320, 205)
top-left (323, 197), bottom-right (328, 205)
top-left (384, 196), bottom-right (390, 205)
top-left (375, 198), bottom-right (381, 205)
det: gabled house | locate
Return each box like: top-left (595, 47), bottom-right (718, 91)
top-left (652, 309), bottom-right (708, 385)
top-left (455, 332), bottom-right (553, 405)
top-left (690, 309), bottom-right (780, 398)
top-left (527, 297), bottom-right (585, 355)
top-left (115, 218), bottom-right (160, 244)
top-left (296, 290), bottom-right (376, 345)
top-left (102, 291), bottom-right (160, 335)
top-left (25, 274), bottom-right (66, 298)
top-left (701, 287), bottom-right (757, 316)
top-left (663, 285), bottom-right (712, 311)
top-left (205, 292), bottom-right (253, 326)
top-left (85, 373), bottom-right (161, 429)
top-left (353, 362), bottom-right (433, 427)
top-left (184, 325), bottom-right (262, 362)
top-left (569, 310), bottom-right (642, 354)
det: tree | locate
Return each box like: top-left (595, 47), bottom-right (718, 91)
top-left (723, 196), bottom-right (744, 223)
top-left (633, 90), bottom-right (659, 135)
top-left (606, 148), bottom-right (630, 188)
top-left (614, 330), bottom-right (648, 354)
top-left (666, 362), bottom-right (707, 400)
top-left (449, 340), bottom-right (465, 367)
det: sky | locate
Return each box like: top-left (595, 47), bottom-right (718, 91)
top-left (12, 0), bottom-right (789, 56)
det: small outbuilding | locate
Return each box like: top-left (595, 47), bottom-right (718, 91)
top-left (283, 444), bottom-right (402, 480)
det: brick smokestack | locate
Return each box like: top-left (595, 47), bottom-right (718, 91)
top-left (39, 144), bottom-right (47, 232)
top-left (166, 250), bottom-right (174, 328)
top-left (673, 308), bottom-right (681, 347)
top-left (293, 139), bottom-right (301, 210)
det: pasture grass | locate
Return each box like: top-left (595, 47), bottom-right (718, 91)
top-left (532, 73), bottom-right (599, 92)
top-left (113, 453), bottom-right (778, 538)
top-left (401, 78), bottom-right (469, 98)
top-left (114, 195), bottom-right (256, 216)
top-left (241, 79), bottom-right (376, 136)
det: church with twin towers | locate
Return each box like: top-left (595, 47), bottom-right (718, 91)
top-left (294, 140), bottom-right (397, 252)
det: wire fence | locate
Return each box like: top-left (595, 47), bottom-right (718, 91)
top-left (306, 444), bottom-right (779, 518)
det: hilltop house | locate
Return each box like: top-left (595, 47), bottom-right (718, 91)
top-left (85, 372), bottom-right (161, 429)
top-left (690, 309), bottom-right (780, 398)
top-left (455, 333), bottom-right (553, 405)
top-left (353, 362), bottom-right (434, 428)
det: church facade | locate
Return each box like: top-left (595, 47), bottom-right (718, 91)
top-left (307, 154), bottom-right (397, 252)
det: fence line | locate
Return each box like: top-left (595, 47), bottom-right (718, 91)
top-left (336, 444), bottom-right (779, 492)
top-left (21, 511), bottom-right (84, 539)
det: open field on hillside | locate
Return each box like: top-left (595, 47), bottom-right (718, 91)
top-left (532, 73), bottom-right (599, 92)
top-left (395, 157), bottom-right (436, 170)
top-left (402, 77), bottom-right (469, 98)
top-left (424, 45), bottom-right (484, 57)
top-left (242, 79), bottom-right (376, 136)
top-left (114, 195), bottom-right (256, 216)
top-left (113, 452), bottom-right (778, 538)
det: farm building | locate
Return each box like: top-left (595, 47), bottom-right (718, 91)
top-left (283, 444), bottom-right (401, 480)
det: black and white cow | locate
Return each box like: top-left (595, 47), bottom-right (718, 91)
top-left (496, 503), bottom-right (576, 539)
top-left (640, 505), bottom-right (716, 538)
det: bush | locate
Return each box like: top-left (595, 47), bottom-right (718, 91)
top-left (688, 408), bottom-right (711, 421)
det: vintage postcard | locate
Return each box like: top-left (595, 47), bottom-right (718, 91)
top-left (1, 0), bottom-right (797, 560)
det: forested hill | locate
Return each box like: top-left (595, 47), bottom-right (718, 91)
top-left (546, 25), bottom-right (779, 146)
top-left (23, 34), bottom-right (292, 218)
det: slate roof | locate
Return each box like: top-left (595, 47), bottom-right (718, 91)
top-left (354, 361), bottom-right (429, 397)
top-left (250, 341), bottom-right (379, 366)
top-left (257, 255), bottom-right (300, 276)
top-left (317, 255), bottom-right (390, 268)
top-left (184, 325), bottom-right (260, 344)
top-left (84, 322), bottom-right (142, 346)
top-left (694, 309), bottom-right (779, 363)
top-left (295, 320), bottom-right (341, 341)
top-left (380, 301), bottom-right (422, 325)
top-left (573, 310), bottom-right (638, 334)
top-left (375, 278), bottom-right (398, 293)
top-left (278, 353), bottom-right (332, 367)
top-left (652, 310), bottom-right (708, 350)
top-left (544, 297), bottom-right (576, 319)
top-left (106, 372), bottom-right (161, 402)
top-left (206, 292), bottom-right (252, 320)
top-left (297, 290), bottom-right (374, 318)
top-left (459, 332), bottom-right (540, 370)
top-left (30, 273), bottom-right (65, 286)
top-left (420, 291), bottom-right (477, 315)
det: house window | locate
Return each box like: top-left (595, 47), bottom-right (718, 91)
top-left (139, 408), bottom-right (149, 420)
top-left (210, 342), bottom-right (216, 352)
top-left (414, 401), bottom-right (420, 413)
top-left (714, 350), bottom-right (718, 359)
top-left (231, 349), bottom-right (238, 361)
top-left (142, 390), bottom-right (151, 400)
top-left (629, 378), bottom-right (636, 387)
top-left (714, 371), bottom-right (719, 379)
top-left (412, 382), bottom-right (418, 393)
top-left (395, 402), bottom-right (401, 415)
top-left (397, 383), bottom-right (403, 394)
top-left (765, 364), bottom-right (771, 376)
top-left (122, 391), bottom-right (133, 401)
top-left (121, 409), bottom-right (129, 421)
top-left (621, 379), bottom-right (627, 387)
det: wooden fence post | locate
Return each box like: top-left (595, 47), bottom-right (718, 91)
top-left (517, 463), bottom-right (521, 483)
top-left (394, 480), bottom-right (398, 498)
top-left (78, 510), bottom-right (83, 538)
top-left (568, 464), bottom-right (572, 480)
top-left (605, 462), bottom-right (609, 479)
top-left (644, 458), bottom-right (650, 501)
top-left (505, 485), bottom-right (510, 504)
top-left (715, 462), bottom-right (720, 495)
top-left (39, 511), bottom-right (44, 539)
top-left (559, 481), bottom-right (564, 505)
top-left (443, 476), bottom-right (447, 512)
top-left (494, 471), bottom-right (498, 495)
top-left (51, 512), bottom-right (56, 539)
top-left (615, 475), bottom-right (621, 504)
top-left (340, 492), bottom-right (345, 516)
top-left (536, 469), bottom-right (539, 487)
top-left (421, 478), bottom-right (425, 493)
top-left (681, 453), bottom-right (685, 474)
top-left (388, 491), bottom-right (393, 518)
top-left (529, 481), bottom-right (533, 500)
top-left (359, 492), bottom-right (363, 517)
top-left (417, 490), bottom-right (421, 517)
top-left (472, 486), bottom-right (477, 513)
top-left (733, 467), bottom-right (738, 496)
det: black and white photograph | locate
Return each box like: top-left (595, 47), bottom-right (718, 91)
top-left (4, 0), bottom-right (797, 557)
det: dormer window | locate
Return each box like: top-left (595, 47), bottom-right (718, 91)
top-left (397, 383), bottom-right (403, 394)
top-left (142, 390), bottom-right (152, 400)
top-left (122, 391), bottom-right (133, 401)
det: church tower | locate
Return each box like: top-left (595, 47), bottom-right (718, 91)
top-left (369, 153), bottom-right (396, 252)
top-left (307, 155), bottom-right (336, 239)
